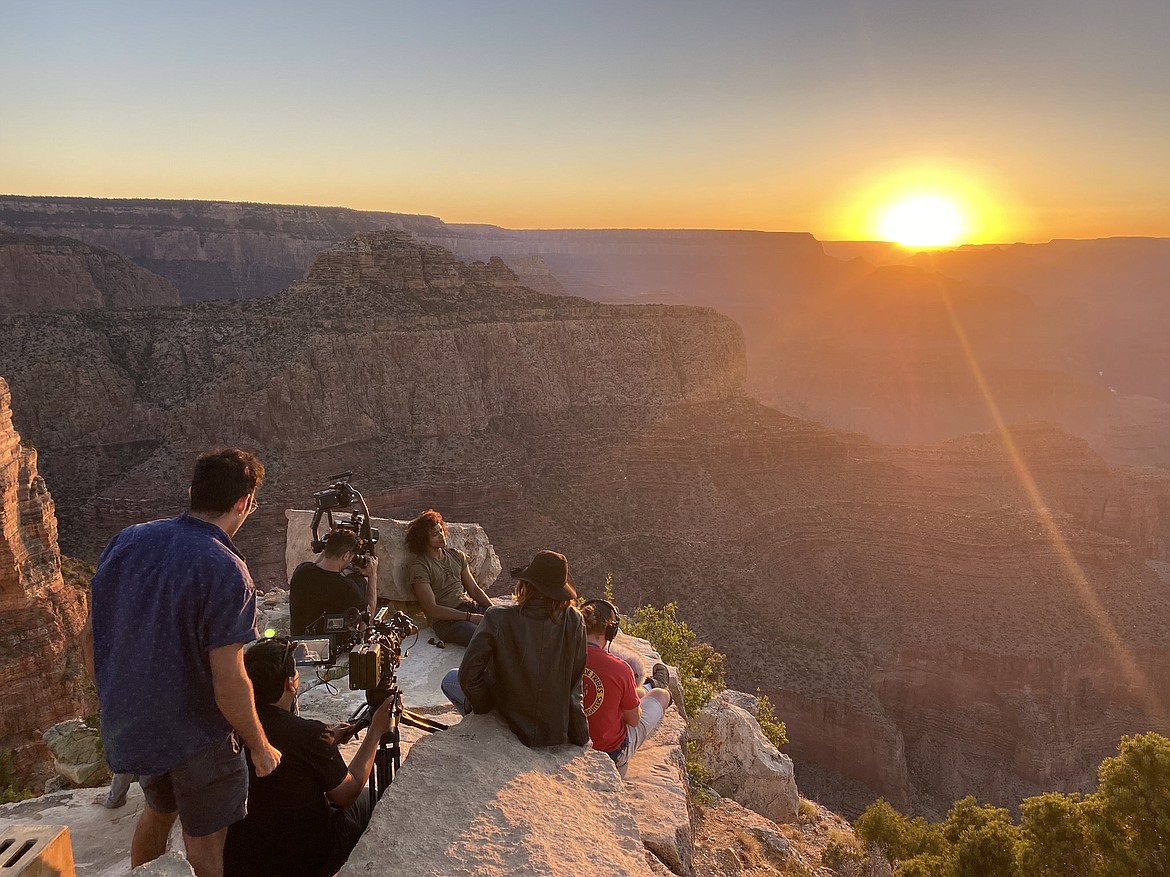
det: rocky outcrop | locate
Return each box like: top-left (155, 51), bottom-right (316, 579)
top-left (41, 719), bottom-right (108, 787)
top-left (284, 510), bottom-right (500, 609)
top-left (0, 377), bottom-right (93, 786)
top-left (342, 712), bottom-right (658, 877)
top-left (0, 232), bottom-right (180, 313)
top-left (691, 691), bottom-right (800, 825)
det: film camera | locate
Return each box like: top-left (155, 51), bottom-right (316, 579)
top-left (293, 606), bottom-right (445, 797)
top-left (294, 604), bottom-right (413, 687)
top-left (310, 472), bottom-right (379, 568)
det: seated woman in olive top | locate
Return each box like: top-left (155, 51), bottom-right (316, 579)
top-left (404, 509), bottom-right (492, 647)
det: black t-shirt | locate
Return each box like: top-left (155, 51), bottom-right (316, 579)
top-left (289, 561), bottom-right (368, 636)
top-left (224, 704), bottom-right (349, 877)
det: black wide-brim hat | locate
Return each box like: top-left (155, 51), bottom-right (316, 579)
top-left (511, 550), bottom-right (575, 601)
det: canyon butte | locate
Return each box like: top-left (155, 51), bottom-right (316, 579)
top-left (1, 199), bottom-right (1169, 820)
top-left (6, 194), bottom-right (1170, 471)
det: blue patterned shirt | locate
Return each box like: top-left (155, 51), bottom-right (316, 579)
top-left (91, 513), bottom-right (258, 774)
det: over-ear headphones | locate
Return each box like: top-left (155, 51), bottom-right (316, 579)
top-left (582, 599), bottom-right (620, 643)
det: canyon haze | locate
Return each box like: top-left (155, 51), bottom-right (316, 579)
top-left (2, 197), bottom-right (1169, 818)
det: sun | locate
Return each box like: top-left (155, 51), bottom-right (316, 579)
top-left (832, 160), bottom-right (1009, 246)
top-left (878, 194), bottom-right (966, 248)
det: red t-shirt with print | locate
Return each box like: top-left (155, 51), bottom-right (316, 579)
top-left (582, 643), bottom-right (641, 754)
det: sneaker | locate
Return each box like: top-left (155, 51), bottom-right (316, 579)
top-left (650, 663), bottom-right (670, 690)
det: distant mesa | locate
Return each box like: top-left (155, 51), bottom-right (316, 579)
top-left (0, 231), bottom-right (180, 314)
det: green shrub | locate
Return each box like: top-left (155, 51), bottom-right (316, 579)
top-left (1084, 732), bottom-right (1170, 877)
top-left (823, 830), bottom-right (868, 875)
top-left (857, 798), bottom-right (912, 862)
top-left (0, 751), bottom-right (34, 805)
top-left (684, 737), bottom-right (712, 803)
top-left (1016, 792), bottom-right (1091, 877)
top-left (798, 797), bottom-right (819, 825)
top-left (624, 601), bottom-right (725, 715)
top-left (857, 734), bottom-right (1170, 877)
top-left (893, 853), bottom-right (951, 877)
top-left (755, 690), bottom-right (788, 748)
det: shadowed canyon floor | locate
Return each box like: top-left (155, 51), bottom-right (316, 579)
top-left (3, 230), bottom-right (1169, 817)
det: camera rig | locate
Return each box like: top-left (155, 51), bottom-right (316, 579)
top-left (294, 605), bottom-right (446, 798)
top-left (310, 472), bottom-right (380, 568)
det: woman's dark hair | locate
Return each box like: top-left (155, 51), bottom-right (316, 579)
top-left (514, 580), bottom-right (578, 623)
top-left (245, 638), bottom-right (295, 705)
top-left (189, 448), bottom-right (265, 514)
top-left (405, 509), bottom-right (445, 555)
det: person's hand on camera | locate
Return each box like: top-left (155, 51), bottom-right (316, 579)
top-left (252, 741), bottom-right (282, 777)
top-left (370, 696), bottom-right (394, 737)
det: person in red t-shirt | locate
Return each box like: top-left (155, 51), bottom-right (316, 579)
top-left (580, 600), bottom-right (672, 776)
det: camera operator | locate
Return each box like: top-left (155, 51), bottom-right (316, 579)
top-left (289, 529), bottom-right (378, 636)
top-left (224, 638), bottom-right (392, 877)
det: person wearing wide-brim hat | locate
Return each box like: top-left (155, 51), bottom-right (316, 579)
top-left (442, 550), bottom-right (589, 748)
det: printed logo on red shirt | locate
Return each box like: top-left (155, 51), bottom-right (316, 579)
top-left (582, 667), bottom-right (605, 717)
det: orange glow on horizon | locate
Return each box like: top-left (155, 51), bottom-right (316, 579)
top-left (832, 160), bottom-right (1014, 246)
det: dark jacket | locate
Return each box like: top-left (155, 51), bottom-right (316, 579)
top-left (458, 601), bottom-right (589, 748)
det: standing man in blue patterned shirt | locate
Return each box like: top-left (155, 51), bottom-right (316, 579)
top-left (82, 448), bottom-right (281, 877)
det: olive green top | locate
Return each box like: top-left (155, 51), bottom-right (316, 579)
top-left (405, 547), bottom-right (471, 609)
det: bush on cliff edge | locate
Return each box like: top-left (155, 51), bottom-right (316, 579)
top-left (855, 732), bottom-right (1170, 877)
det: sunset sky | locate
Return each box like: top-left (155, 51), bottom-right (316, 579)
top-left (3, 1), bottom-right (1168, 243)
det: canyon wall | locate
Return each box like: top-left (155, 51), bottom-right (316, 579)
top-left (0, 378), bottom-right (94, 787)
top-left (0, 196), bottom-right (446, 302)
top-left (3, 230), bottom-right (1167, 817)
top-left (0, 232), bottom-right (180, 314)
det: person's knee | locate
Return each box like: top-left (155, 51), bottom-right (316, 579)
top-left (647, 688), bottom-right (671, 709)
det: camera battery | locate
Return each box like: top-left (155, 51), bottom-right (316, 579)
top-left (349, 642), bottom-right (382, 690)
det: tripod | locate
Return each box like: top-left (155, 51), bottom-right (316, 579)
top-left (348, 686), bottom-right (447, 799)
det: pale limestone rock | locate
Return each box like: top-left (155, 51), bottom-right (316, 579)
top-left (339, 712), bottom-right (657, 877)
top-left (622, 708), bottom-right (693, 875)
top-left (691, 691), bottom-right (800, 825)
top-left (42, 719), bottom-right (109, 787)
top-left (284, 510), bottom-right (500, 607)
top-left (128, 852), bottom-right (194, 876)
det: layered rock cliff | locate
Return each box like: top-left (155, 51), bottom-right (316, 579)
top-left (0, 196), bottom-right (447, 302)
top-left (0, 231), bottom-right (745, 569)
top-left (2, 231), bottom-right (1167, 818)
top-left (0, 378), bottom-right (93, 786)
top-left (0, 232), bottom-right (180, 314)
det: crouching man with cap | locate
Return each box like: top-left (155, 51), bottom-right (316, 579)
top-left (442, 550), bottom-right (589, 748)
top-left (224, 638), bottom-right (392, 877)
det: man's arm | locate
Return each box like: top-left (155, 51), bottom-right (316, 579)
top-left (460, 564), bottom-right (492, 610)
top-left (359, 556), bottom-right (378, 616)
top-left (325, 695), bottom-right (393, 808)
top-left (622, 704), bottom-right (643, 728)
top-left (81, 613), bottom-right (95, 681)
top-left (209, 643), bottom-right (281, 777)
top-left (457, 614), bottom-right (497, 713)
top-left (411, 579), bottom-right (484, 624)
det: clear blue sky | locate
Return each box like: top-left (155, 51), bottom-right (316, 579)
top-left (2, 0), bottom-right (1168, 241)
